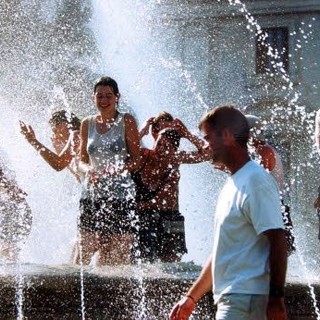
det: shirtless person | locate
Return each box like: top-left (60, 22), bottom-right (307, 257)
top-left (133, 118), bottom-right (210, 262)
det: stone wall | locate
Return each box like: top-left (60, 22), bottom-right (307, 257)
top-left (0, 265), bottom-right (319, 319)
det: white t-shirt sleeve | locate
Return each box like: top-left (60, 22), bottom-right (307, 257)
top-left (243, 180), bottom-right (284, 235)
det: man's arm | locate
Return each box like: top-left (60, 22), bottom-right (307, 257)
top-left (124, 114), bottom-right (141, 172)
top-left (264, 229), bottom-right (288, 320)
top-left (258, 144), bottom-right (276, 172)
top-left (139, 117), bottom-right (154, 140)
top-left (169, 257), bottom-right (213, 320)
top-left (174, 119), bottom-right (211, 164)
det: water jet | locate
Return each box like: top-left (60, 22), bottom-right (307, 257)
top-left (1, 0), bottom-right (320, 318)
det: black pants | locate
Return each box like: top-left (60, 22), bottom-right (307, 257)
top-left (134, 209), bottom-right (187, 262)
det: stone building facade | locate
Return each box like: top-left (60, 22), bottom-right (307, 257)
top-left (155, 0), bottom-right (320, 267)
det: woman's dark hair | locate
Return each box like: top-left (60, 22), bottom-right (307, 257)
top-left (49, 110), bottom-right (81, 131)
top-left (93, 76), bottom-right (119, 96)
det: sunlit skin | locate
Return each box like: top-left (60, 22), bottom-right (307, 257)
top-left (20, 117), bottom-right (81, 264)
top-left (248, 130), bottom-right (276, 172)
top-left (138, 116), bottom-right (182, 210)
top-left (79, 85), bottom-right (140, 182)
top-left (154, 134), bottom-right (177, 159)
top-left (151, 120), bottom-right (175, 141)
top-left (136, 122), bottom-right (210, 263)
top-left (137, 133), bottom-right (180, 211)
top-left (136, 121), bottom-right (210, 212)
top-left (51, 122), bottom-right (71, 153)
top-left (248, 127), bottom-right (285, 193)
top-left (95, 86), bottom-right (118, 115)
top-left (20, 120), bottom-right (80, 179)
top-left (139, 116), bottom-right (184, 142)
top-left (201, 123), bottom-right (247, 174)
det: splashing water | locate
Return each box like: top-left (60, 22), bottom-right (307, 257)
top-left (0, 0), bottom-right (317, 275)
top-left (0, 1), bottom-right (319, 318)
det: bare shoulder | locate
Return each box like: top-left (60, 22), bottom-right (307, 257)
top-left (80, 118), bottom-right (90, 141)
top-left (82, 116), bottom-right (92, 124)
top-left (124, 113), bottom-right (137, 124)
top-left (80, 117), bottom-right (90, 130)
top-left (124, 113), bottom-right (139, 135)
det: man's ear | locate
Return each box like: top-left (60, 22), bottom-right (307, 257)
top-left (222, 128), bottom-right (235, 145)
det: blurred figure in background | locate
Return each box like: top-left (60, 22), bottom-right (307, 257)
top-left (0, 149), bottom-right (32, 262)
top-left (246, 114), bottom-right (295, 255)
top-left (20, 110), bottom-right (82, 263)
top-left (313, 109), bottom-right (320, 240)
top-left (20, 110), bottom-right (82, 182)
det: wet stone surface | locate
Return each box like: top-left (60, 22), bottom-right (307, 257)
top-left (0, 263), bottom-right (319, 319)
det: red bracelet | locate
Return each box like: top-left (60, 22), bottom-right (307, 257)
top-left (186, 295), bottom-right (196, 304)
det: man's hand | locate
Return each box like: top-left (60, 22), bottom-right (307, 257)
top-left (267, 297), bottom-right (287, 320)
top-left (139, 117), bottom-right (155, 138)
top-left (169, 296), bottom-right (195, 320)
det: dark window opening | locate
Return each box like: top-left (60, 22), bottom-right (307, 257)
top-left (256, 27), bottom-right (289, 74)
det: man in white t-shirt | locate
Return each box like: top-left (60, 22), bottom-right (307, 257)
top-left (169, 105), bottom-right (288, 320)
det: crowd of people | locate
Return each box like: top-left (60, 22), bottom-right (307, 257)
top-left (3, 74), bottom-right (318, 318)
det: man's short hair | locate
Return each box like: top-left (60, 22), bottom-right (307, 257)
top-left (199, 105), bottom-right (249, 147)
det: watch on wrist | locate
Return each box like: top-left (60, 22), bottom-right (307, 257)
top-left (269, 284), bottom-right (285, 298)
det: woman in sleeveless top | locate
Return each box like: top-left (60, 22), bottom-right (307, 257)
top-left (78, 76), bottom-right (140, 266)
